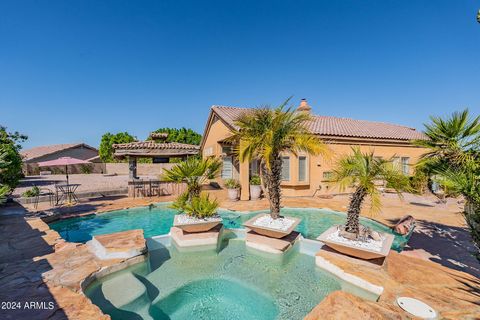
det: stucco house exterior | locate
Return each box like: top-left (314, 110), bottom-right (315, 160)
top-left (200, 99), bottom-right (428, 200)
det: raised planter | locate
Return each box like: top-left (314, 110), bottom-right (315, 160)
top-left (243, 213), bottom-right (301, 239)
top-left (227, 188), bottom-right (240, 201)
top-left (249, 185), bottom-right (262, 200)
top-left (317, 226), bottom-right (394, 260)
top-left (173, 214), bottom-right (222, 233)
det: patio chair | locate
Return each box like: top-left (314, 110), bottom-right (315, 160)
top-left (33, 187), bottom-right (56, 210)
top-left (133, 179), bottom-right (146, 198)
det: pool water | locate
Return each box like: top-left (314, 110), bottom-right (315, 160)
top-left (84, 237), bottom-right (343, 320)
top-left (50, 203), bottom-right (409, 251)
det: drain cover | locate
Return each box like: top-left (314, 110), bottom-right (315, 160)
top-left (396, 297), bottom-right (437, 319)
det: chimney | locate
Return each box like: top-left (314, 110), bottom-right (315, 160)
top-left (297, 98), bottom-right (312, 113)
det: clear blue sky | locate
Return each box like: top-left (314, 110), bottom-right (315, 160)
top-left (1, 0), bottom-right (479, 149)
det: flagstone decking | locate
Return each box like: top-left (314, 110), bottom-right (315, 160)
top-left (2, 190), bottom-right (480, 319)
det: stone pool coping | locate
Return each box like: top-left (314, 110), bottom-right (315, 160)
top-left (4, 200), bottom-right (479, 319)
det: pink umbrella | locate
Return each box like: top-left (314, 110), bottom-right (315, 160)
top-left (37, 157), bottom-right (90, 185)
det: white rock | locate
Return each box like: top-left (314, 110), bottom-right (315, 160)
top-left (176, 214), bottom-right (221, 224)
top-left (253, 215), bottom-right (295, 231)
top-left (327, 229), bottom-right (384, 252)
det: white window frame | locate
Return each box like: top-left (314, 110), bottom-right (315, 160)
top-left (221, 156), bottom-right (233, 179)
top-left (401, 157), bottom-right (410, 175)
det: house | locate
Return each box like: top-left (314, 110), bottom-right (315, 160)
top-left (21, 143), bottom-right (99, 175)
top-left (200, 99), bottom-right (427, 200)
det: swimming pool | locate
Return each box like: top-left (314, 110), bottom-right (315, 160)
top-left (49, 203), bottom-right (409, 251)
top-left (85, 236), bottom-right (344, 320)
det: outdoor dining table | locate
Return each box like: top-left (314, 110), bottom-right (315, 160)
top-left (55, 183), bottom-right (80, 206)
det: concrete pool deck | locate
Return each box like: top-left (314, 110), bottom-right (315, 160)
top-left (2, 191), bottom-right (480, 319)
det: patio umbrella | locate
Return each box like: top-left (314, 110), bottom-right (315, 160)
top-left (37, 156), bottom-right (90, 185)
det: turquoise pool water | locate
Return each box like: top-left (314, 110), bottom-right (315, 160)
top-left (85, 237), bottom-right (343, 320)
top-left (49, 203), bottom-right (409, 251)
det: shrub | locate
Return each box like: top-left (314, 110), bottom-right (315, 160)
top-left (224, 178), bottom-right (240, 189)
top-left (250, 175), bottom-right (261, 185)
top-left (22, 186), bottom-right (40, 198)
top-left (80, 164), bottom-right (93, 174)
top-left (0, 185), bottom-right (10, 205)
top-left (183, 193), bottom-right (219, 219)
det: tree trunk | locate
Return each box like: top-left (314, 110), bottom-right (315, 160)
top-left (345, 187), bottom-right (367, 234)
top-left (261, 156), bottom-right (282, 219)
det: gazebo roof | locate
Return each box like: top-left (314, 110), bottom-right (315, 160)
top-left (113, 141), bottom-right (200, 158)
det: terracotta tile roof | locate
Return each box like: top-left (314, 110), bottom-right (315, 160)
top-left (212, 106), bottom-right (426, 141)
top-left (21, 143), bottom-right (98, 162)
top-left (112, 141), bottom-right (200, 151)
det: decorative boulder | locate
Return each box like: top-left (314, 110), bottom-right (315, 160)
top-left (393, 215), bottom-right (416, 235)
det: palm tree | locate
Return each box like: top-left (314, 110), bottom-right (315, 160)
top-left (417, 109), bottom-right (480, 258)
top-left (414, 109), bottom-right (480, 170)
top-left (229, 99), bottom-right (329, 219)
top-left (330, 148), bottom-right (410, 239)
top-left (162, 157), bottom-right (221, 201)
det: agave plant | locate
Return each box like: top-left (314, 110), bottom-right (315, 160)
top-left (183, 193), bottom-right (219, 219)
top-left (330, 148), bottom-right (410, 238)
top-left (228, 98), bottom-right (329, 219)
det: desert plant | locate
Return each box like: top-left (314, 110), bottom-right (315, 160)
top-left (170, 192), bottom-right (189, 212)
top-left (0, 126), bottom-right (27, 188)
top-left (22, 186), bottom-right (40, 198)
top-left (183, 193), bottom-right (219, 219)
top-left (228, 98), bottom-right (329, 219)
top-left (163, 157), bottom-right (221, 200)
top-left (330, 148), bottom-right (410, 239)
top-left (250, 175), bottom-right (261, 185)
top-left (416, 109), bottom-right (480, 258)
top-left (224, 178), bottom-right (240, 189)
top-left (0, 185), bottom-right (9, 205)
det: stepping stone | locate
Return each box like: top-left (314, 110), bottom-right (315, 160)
top-left (87, 229), bottom-right (146, 260)
top-left (245, 230), bottom-right (300, 254)
top-left (170, 224), bottom-right (223, 248)
top-left (101, 272), bottom-right (149, 310)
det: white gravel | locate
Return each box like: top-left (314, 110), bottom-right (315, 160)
top-left (253, 215), bottom-right (295, 231)
top-left (176, 214), bottom-right (221, 224)
top-left (327, 229), bottom-right (384, 252)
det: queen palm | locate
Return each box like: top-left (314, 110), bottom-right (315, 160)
top-left (331, 148), bottom-right (410, 238)
top-left (229, 99), bottom-right (329, 219)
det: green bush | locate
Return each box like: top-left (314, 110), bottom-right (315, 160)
top-left (22, 186), bottom-right (40, 198)
top-left (0, 185), bottom-right (10, 205)
top-left (224, 178), bottom-right (240, 189)
top-left (250, 175), bottom-right (261, 185)
top-left (0, 126), bottom-right (27, 189)
top-left (184, 193), bottom-right (219, 218)
top-left (80, 164), bottom-right (93, 174)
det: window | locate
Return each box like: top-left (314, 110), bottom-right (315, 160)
top-left (281, 156), bottom-right (290, 181)
top-left (249, 160), bottom-right (259, 176)
top-left (322, 171), bottom-right (333, 181)
top-left (401, 157), bottom-right (410, 175)
top-left (222, 145), bottom-right (232, 154)
top-left (298, 156), bottom-right (307, 181)
top-left (221, 156), bottom-right (233, 179)
top-left (392, 157), bottom-right (401, 170)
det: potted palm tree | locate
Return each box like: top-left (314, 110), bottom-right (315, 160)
top-left (318, 148), bottom-right (410, 259)
top-left (229, 99), bottom-right (329, 238)
top-left (224, 178), bottom-right (240, 201)
top-left (249, 175), bottom-right (262, 200)
top-left (163, 157), bottom-right (223, 232)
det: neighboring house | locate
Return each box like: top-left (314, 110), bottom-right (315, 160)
top-left (21, 143), bottom-right (99, 175)
top-left (200, 99), bottom-right (428, 200)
